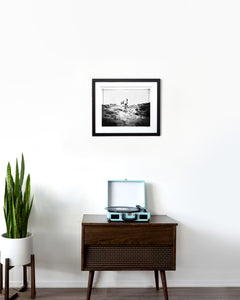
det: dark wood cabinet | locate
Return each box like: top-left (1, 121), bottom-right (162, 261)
top-left (81, 215), bottom-right (178, 300)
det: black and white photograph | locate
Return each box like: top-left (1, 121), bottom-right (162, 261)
top-left (92, 79), bottom-right (160, 136)
top-left (102, 87), bottom-right (150, 127)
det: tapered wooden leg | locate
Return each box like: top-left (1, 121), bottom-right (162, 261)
top-left (0, 263), bottom-right (2, 292)
top-left (5, 259), bottom-right (9, 300)
top-left (154, 270), bottom-right (159, 290)
top-left (23, 265), bottom-right (27, 290)
top-left (86, 271), bottom-right (94, 300)
top-left (30, 255), bottom-right (36, 299)
top-left (160, 270), bottom-right (168, 300)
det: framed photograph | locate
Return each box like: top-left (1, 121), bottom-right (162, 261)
top-left (92, 79), bottom-right (161, 136)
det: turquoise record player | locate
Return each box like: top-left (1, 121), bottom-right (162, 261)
top-left (105, 180), bottom-right (151, 222)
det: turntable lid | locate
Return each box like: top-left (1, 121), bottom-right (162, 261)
top-left (107, 180), bottom-right (146, 208)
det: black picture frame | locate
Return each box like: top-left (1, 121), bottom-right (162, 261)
top-left (92, 78), bottom-right (161, 136)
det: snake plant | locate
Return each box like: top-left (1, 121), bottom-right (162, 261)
top-left (3, 154), bottom-right (33, 238)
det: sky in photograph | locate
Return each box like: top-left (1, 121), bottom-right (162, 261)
top-left (102, 88), bottom-right (150, 105)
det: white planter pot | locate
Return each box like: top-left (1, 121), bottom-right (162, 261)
top-left (0, 233), bottom-right (33, 266)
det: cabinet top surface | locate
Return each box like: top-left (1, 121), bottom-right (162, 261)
top-left (82, 214), bottom-right (178, 225)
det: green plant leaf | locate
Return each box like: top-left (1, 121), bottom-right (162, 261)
top-left (6, 214), bottom-right (11, 238)
top-left (29, 196), bottom-right (34, 217)
top-left (6, 163), bottom-right (12, 195)
top-left (24, 196), bottom-right (34, 237)
top-left (14, 158), bottom-right (20, 198)
top-left (12, 201), bottom-right (18, 238)
top-left (4, 180), bottom-right (8, 215)
top-left (19, 153), bottom-right (25, 188)
top-left (24, 174), bottom-right (31, 208)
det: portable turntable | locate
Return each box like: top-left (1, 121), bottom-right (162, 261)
top-left (106, 180), bottom-right (151, 222)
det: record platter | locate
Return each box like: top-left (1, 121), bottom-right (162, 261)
top-left (105, 205), bottom-right (150, 222)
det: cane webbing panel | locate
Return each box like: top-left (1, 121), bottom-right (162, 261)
top-left (84, 245), bottom-right (174, 270)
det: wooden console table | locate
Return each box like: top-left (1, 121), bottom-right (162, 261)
top-left (81, 215), bottom-right (178, 300)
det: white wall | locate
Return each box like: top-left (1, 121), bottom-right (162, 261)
top-left (0, 0), bottom-right (240, 288)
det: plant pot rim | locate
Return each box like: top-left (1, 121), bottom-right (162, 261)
top-left (1, 232), bottom-right (33, 240)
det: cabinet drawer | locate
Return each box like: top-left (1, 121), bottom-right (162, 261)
top-left (84, 225), bottom-right (174, 245)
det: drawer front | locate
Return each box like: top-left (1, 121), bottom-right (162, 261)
top-left (84, 225), bottom-right (174, 245)
top-left (84, 245), bottom-right (175, 270)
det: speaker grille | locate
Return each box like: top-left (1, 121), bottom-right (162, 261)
top-left (84, 245), bottom-right (174, 270)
